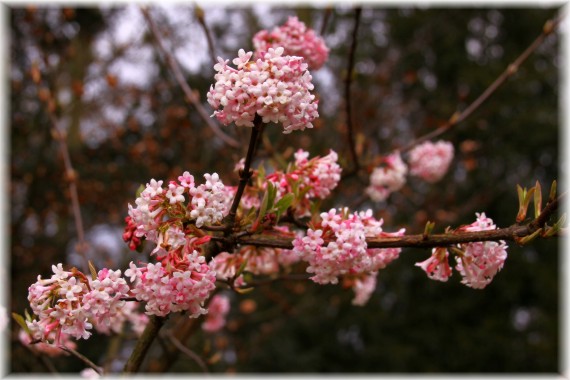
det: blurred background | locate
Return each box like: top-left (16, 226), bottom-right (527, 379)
top-left (7, 3), bottom-right (563, 374)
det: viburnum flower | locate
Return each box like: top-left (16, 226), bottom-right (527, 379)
top-left (26, 264), bottom-right (130, 343)
top-left (407, 140), bottom-right (454, 183)
top-left (350, 273), bottom-right (378, 306)
top-left (207, 47), bottom-right (319, 133)
top-left (202, 294), bottom-right (231, 333)
top-left (454, 213), bottom-right (508, 289)
top-left (415, 247), bottom-right (452, 282)
top-left (125, 250), bottom-right (217, 318)
top-left (126, 172), bottom-right (229, 250)
top-left (293, 208), bottom-right (404, 285)
top-left (415, 213), bottom-right (508, 288)
top-left (18, 328), bottom-right (77, 357)
top-left (366, 151), bottom-right (408, 202)
top-left (253, 16), bottom-right (329, 70)
top-left (265, 149), bottom-right (341, 216)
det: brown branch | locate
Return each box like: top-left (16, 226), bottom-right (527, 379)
top-left (140, 6), bottom-right (240, 148)
top-left (223, 115), bottom-right (264, 237)
top-left (194, 4), bottom-right (217, 67)
top-left (320, 6), bottom-right (333, 36)
top-left (123, 315), bottom-right (167, 374)
top-left (160, 330), bottom-right (209, 373)
top-left (234, 192), bottom-right (564, 250)
top-left (400, 12), bottom-right (564, 153)
top-left (59, 345), bottom-right (103, 376)
top-left (343, 7), bottom-right (362, 175)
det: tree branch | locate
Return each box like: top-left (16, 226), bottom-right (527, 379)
top-left (234, 193), bottom-right (564, 250)
top-left (400, 12), bottom-right (564, 153)
top-left (343, 7), bottom-right (362, 175)
top-left (140, 6), bottom-right (240, 148)
top-left (58, 345), bottom-right (103, 376)
top-left (223, 115), bottom-right (264, 236)
top-left (123, 315), bottom-right (167, 374)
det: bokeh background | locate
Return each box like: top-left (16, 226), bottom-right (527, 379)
top-left (7, 4), bottom-right (563, 374)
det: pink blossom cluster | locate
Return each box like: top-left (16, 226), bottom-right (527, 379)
top-left (201, 294), bottom-right (231, 333)
top-left (266, 149), bottom-right (341, 216)
top-left (415, 213), bottom-right (508, 288)
top-left (207, 47), bottom-right (319, 133)
top-left (293, 208), bottom-right (405, 290)
top-left (407, 140), bottom-right (454, 183)
top-left (253, 16), bottom-right (329, 70)
top-left (26, 264), bottom-right (130, 343)
top-left (125, 250), bottom-right (217, 318)
top-left (366, 152), bottom-right (408, 202)
top-left (126, 171), bottom-right (229, 250)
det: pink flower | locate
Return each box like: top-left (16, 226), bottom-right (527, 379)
top-left (415, 247), bottom-right (452, 282)
top-left (26, 265), bottom-right (131, 343)
top-left (126, 250), bottom-right (217, 318)
top-left (366, 152), bottom-right (408, 202)
top-left (454, 213), bottom-right (508, 289)
top-left (266, 149), bottom-right (341, 216)
top-left (18, 328), bottom-right (77, 357)
top-left (407, 140), bottom-right (454, 183)
top-left (253, 16), bottom-right (329, 70)
top-left (207, 47), bottom-right (319, 133)
top-left (202, 294), bottom-right (231, 333)
top-left (351, 273), bottom-right (377, 306)
top-left (415, 213), bottom-right (508, 288)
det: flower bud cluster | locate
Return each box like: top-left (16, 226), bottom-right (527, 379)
top-left (253, 16), bottom-right (329, 70)
top-left (26, 264), bottom-right (130, 343)
top-left (207, 47), bottom-right (319, 133)
top-left (366, 140), bottom-right (455, 202)
top-left (366, 152), bottom-right (408, 202)
top-left (415, 213), bottom-right (508, 288)
top-left (408, 140), bottom-right (454, 183)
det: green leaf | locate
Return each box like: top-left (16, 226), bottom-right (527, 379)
top-left (549, 180), bottom-right (557, 203)
top-left (88, 260), bottom-right (98, 281)
top-left (12, 313), bottom-right (30, 334)
top-left (275, 193), bottom-right (295, 214)
top-left (534, 180), bottom-right (542, 218)
top-left (135, 184), bottom-right (145, 198)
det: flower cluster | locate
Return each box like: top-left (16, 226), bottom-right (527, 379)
top-left (253, 16), bottom-right (329, 70)
top-left (201, 294), bottom-right (231, 333)
top-left (415, 213), bottom-right (508, 288)
top-left (126, 171), bottom-right (229, 250)
top-left (125, 250), bottom-right (217, 318)
top-left (408, 140), bottom-right (454, 183)
top-left (293, 208), bottom-right (405, 295)
top-left (265, 149), bottom-right (341, 216)
top-left (26, 264), bottom-right (130, 343)
top-left (365, 152), bottom-right (408, 202)
top-left (207, 47), bottom-right (319, 133)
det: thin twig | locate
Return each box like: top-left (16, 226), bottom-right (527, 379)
top-left (140, 6), bottom-right (240, 148)
top-left (400, 12), bottom-right (564, 153)
top-left (320, 6), bottom-right (333, 36)
top-left (43, 91), bottom-right (90, 273)
top-left (343, 7), bottom-right (362, 175)
top-left (161, 330), bottom-right (209, 373)
top-left (59, 345), bottom-right (103, 376)
top-left (195, 4), bottom-right (217, 67)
